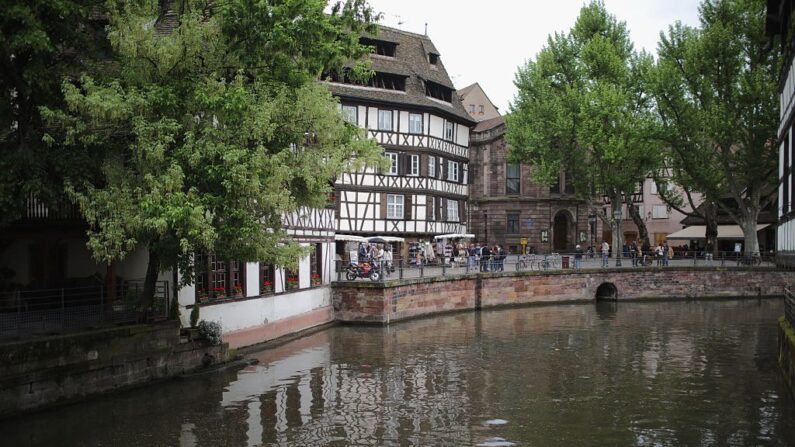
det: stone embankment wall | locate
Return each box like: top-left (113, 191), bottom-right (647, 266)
top-left (333, 268), bottom-right (793, 323)
top-left (0, 321), bottom-right (229, 418)
top-left (781, 317), bottom-right (795, 400)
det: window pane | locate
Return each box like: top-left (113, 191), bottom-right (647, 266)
top-left (507, 214), bottom-right (520, 234)
top-left (428, 157), bottom-right (435, 177)
top-left (378, 110), bottom-right (392, 131)
top-left (506, 164), bottom-right (520, 194)
top-left (387, 194), bottom-right (404, 219)
top-left (409, 114), bottom-right (423, 134)
top-left (411, 155), bottom-right (419, 176)
top-left (386, 152), bottom-right (398, 175)
top-left (341, 105), bottom-right (357, 124)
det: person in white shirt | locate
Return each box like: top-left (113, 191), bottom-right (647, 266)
top-left (601, 241), bottom-right (610, 268)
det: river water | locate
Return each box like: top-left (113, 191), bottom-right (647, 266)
top-left (4, 299), bottom-right (795, 446)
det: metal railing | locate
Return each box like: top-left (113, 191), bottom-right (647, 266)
top-left (334, 250), bottom-right (777, 282)
top-left (785, 288), bottom-right (795, 328)
top-left (0, 280), bottom-right (169, 339)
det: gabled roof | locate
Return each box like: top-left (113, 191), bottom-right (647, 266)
top-left (327, 25), bottom-right (474, 124)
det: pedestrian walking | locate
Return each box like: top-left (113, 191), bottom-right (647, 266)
top-left (480, 245), bottom-right (491, 272)
top-left (601, 240), bottom-right (610, 268)
top-left (574, 244), bottom-right (583, 269)
top-left (663, 240), bottom-right (670, 267)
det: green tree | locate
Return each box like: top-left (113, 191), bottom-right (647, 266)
top-left (507, 1), bottom-right (659, 258)
top-left (650, 0), bottom-right (779, 255)
top-left (0, 0), bottom-right (105, 223)
top-left (42, 0), bottom-right (384, 302)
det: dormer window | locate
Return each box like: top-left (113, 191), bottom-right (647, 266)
top-left (425, 81), bottom-right (453, 102)
top-left (429, 53), bottom-right (439, 65)
top-left (326, 70), bottom-right (406, 91)
top-left (360, 37), bottom-right (397, 57)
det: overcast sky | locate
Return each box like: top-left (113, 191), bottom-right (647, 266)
top-left (365, 0), bottom-right (703, 112)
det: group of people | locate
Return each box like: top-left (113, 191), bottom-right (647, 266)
top-left (466, 243), bottom-right (507, 272)
top-left (598, 239), bottom-right (676, 267)
top-left (358, 243), bottom-right (393, 275)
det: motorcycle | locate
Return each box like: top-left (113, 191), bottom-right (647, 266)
top-left (345, 260), bottom-right (382, 281)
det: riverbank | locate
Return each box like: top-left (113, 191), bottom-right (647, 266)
top-left (333, 267), bottom-right (793, 324)
top-left (0, 321), bottom-right (230, 419)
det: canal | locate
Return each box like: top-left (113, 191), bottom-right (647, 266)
top-left (3, 299), bottom-right (794, 446)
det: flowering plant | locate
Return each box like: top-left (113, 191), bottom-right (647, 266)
top-left (261, 280), bottom-right (274, 294)
top-left (286, 275), bottom-right (299, 290)
top-left (310, 273), bottom-right (321, 286)
top-left (197, 289), bottom-right (209, 302)
top-left (213, 287), bottom-right (226, 299)
top-left (232, 284), bottom-right (243, 296)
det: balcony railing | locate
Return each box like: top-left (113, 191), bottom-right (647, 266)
top-left (0, 280), bottom-right (170, 339)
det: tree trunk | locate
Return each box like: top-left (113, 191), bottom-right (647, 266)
top-left (704, 202), bottom-right (718, 256)
top-left (625, 199), bottom-right (650, 246)
top-left (612, 196), bottom-right (623, 265)
top-left (142, 248), bottom-right (161, 320)
top-left (740, 219), bottom-right (760, 256)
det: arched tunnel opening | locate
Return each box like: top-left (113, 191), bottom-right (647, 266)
top-left (595, 282), bottom-right (618, 301)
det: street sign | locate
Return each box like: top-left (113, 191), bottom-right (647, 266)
top-left (526, 218), bottom-right (534, 228)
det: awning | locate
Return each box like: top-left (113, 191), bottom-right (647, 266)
top-left (666, 224), bottom-right (770, 240)
top-left (371, 236), bottom-right (405, 242)
top-left (434, 233), bottom-right (475, 240)
top-left (334, 234), bottom-right (368, 242)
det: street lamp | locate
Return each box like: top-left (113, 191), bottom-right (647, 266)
top-left (613, 207), bottom-right (622, 267)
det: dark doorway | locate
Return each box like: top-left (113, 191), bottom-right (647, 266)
top-left (553, 212), bottom-right (570, 251)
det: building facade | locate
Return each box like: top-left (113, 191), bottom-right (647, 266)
top-left (462, 85), bottom-right (592, 254)
top-left (326, 27), bottom-right (474, 249)
top-left (767, 1), bottom-right (795, 268)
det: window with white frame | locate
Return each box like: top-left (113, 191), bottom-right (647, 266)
top-left (446, 199), bottom-right (459, 222)
top-left (378, 110), bottom-right (393, 131)
top-left (410, 154), bottom-right (419, 176)
top-left (447, 160), bottom-right (458, 182)
top-left (652, 205), bottom-right (668, 219)
top-left (386, 152), bottom-right (398, 175)
top-left (444, 120), bottom-right (454, 141)
top-left (428, 156), bottom-right (436, 178)
top-left (409, 113), bottom-right (423, 134)
top-left (387, 194), bottom-right (404, 219)
top-left (341, 105), bottom-right (357, 124)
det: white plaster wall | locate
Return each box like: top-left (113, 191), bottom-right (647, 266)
top-left (456, 123), bottom-right (469, 146)
top-left (246, 262), bottom-right (259, 297)
top-left (399, 111), bottom-right (409, 133)
top-left (357, 105), bottom-right (367, 127)
top-left (429, 115), bottom-right (444, 139)
top-left (367, 107), bottom-right (378, 130)
top-left (299, 245), bottom-right (310, 289)
top-left (198, 287), bottom-right (331, 333)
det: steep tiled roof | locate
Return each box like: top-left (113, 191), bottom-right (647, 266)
top-left (473, 115), bottom-right (504, 132)
top-left (327, 25), bottom-right (474, 124)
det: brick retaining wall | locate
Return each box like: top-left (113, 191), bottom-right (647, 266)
top-left (333, 268), bottom-right (793, 324)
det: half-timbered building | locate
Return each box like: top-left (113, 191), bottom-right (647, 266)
top-left (767, 0), bottom-right (795, 268)
top-left (325, 27), bottom-right (475, 249)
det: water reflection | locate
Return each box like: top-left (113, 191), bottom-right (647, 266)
top-left (3, 299), bottom-right (794, 446)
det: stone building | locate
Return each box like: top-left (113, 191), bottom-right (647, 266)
top-left (461, 84), bottom-right (592, 254)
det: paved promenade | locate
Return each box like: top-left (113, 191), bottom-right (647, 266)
top-left (336, 253), bottom-right (776, 282)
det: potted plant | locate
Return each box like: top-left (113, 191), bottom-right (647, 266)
top-left (310, 273), bottom-right (321, 287)
top-left (286, 275), bottom-right (299, 290)
top-left (197, 289), bottom-right (209, 303)
top-left (231, 284), bottom-right (243, 298)
top-left (261, 280), bottom-right (274, 295)
top-left (213, 287), bottom-right (226, 300)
